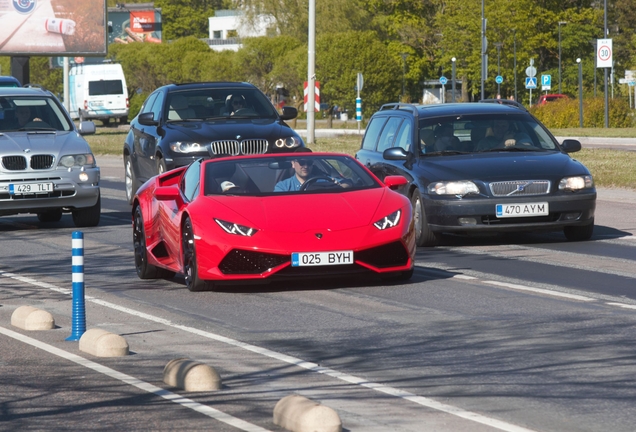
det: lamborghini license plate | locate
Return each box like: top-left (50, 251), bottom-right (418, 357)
top-left (292, 251), bottom-right (353, 267)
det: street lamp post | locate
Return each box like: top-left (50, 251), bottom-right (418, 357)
top-left (481, 0), bottom-right (485, 100)
top-left (451, 57), bottom-right (456, 103)
top-left (514, 29), bottom-right (517, 101)
top-left (577, 58), bottom-right (583, 127)
top-left (558, 21), bottom-right (567, 94)
top-left (494, 42), bottom-right (503, 97)
top-left (400, 53), bottom-right (408, 102)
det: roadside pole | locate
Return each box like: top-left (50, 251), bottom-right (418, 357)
top-left (356, 72), bottom-right (363, 134)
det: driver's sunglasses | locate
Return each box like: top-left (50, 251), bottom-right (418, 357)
top-left (296, 159), bottom-right (313, 166)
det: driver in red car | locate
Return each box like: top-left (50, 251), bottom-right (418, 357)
top-left (274, 151), bottom-right (353, 192)
top-left (274, 157), bottom-right (314, 192)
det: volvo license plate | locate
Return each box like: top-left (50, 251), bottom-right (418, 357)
top-left (496, 202), bottom-right (549, 218)
top-left (292, 251), bottom-right (354, 267)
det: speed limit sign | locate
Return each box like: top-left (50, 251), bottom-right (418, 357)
top-left (597, 38), bottom-right (612, 68)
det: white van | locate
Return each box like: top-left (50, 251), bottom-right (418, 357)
top-left (69, 63), bottom-right (129, 124)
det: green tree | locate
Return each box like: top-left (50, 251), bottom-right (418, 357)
top-left (314, 31), bottom-right (401, 116)
top-left (234, 35), bottom-right (302, 93)
top-left (155, 0), bottom-right (228, 40)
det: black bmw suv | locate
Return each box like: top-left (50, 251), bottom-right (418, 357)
top-left (123, 82), bottom-right (304, 203)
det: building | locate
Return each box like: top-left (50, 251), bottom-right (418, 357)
top-left (206, 10), bottom-right (275, 52)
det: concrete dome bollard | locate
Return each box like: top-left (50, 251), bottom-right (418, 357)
top-left (273, 394), bottom-right (342, 432)
top-left (163, 358), bottom-right (222, 391)
top-left (11, 306), bottom-right (55, 330)
top-left (79, 328), bottom-right (129, 357)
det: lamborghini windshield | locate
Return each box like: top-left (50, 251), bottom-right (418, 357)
top-left (203, 154), bottom-right (380, 196)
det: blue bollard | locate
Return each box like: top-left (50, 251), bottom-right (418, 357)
top-left (66, 231), bottom-right (86, 341)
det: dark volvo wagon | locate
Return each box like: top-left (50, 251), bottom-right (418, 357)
top-left (356, 100), bottom-right (596, 246)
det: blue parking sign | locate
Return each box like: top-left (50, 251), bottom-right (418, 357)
top-left (541, 75), bottom-right (551, 86)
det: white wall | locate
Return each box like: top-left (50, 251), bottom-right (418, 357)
top-left (208, 10), bottom-right (275, 51)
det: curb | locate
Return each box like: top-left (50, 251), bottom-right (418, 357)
top-left (273, 394), bottom-right (342, 432)
top-left (11, 306), bottom-right (55, 331)
top-left (79, 328), bottom-right (129, 357)
top-left (163, 358), bottom-right (222, 391)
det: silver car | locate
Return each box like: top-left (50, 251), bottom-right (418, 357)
top-left (0, 87), bottom-right (100, 227)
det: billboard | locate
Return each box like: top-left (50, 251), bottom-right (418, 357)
top-left (109, 8), bottom-right (162, 45)
top-left (0, 0), bottom-right (107, 56)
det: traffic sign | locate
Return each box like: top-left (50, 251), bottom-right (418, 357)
top-left (525, 77), bottom-right (537, 89)
top-left (541, 74), bottom-right (551, 91)
top-left (597, 38), bottom-right (612, 68)
top-left (525, 66), bottom-right (537, 77)
top-left (495, 75), bottom-right (503, 84)
top-left (439, 76), bottom-right (448, 85)
top-left (356, 73), bottom-right (364, 92)
top-left (630, 81), bottom-right (636, 87)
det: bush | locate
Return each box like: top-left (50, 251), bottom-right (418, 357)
top-left (531, 97), bottom-right (632, 128)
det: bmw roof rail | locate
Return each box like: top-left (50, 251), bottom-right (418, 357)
top-left (479, 99), bottom-right (527, 111)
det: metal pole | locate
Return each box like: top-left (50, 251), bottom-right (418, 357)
top-left (451, 57), bottom-right (456, 103)
top-left (481, 0), bottom-right (485, 101)
top-left (307, 0), bottom-right (316, 144)
top-left (63, 57), bottom-right (69, 112)
top-left (401, 53), bottom-right (408, 101)
top-left (495, 42), bottom-right (502, 97)
top-left (514, 30), bottom-right (517, 101)
top-left (578, 58), bottom-right (583, 127)
top-left (558, 22), bottom-right (567, 94)
top-left (604, 0), bottom-right (609, 128)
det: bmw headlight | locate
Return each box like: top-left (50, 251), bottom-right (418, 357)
top-left (428, 181), bottom-right (479, 197)
top-left (373, 210), bottom-right (401, 230)
top-left (274, 136), bottom-right (302, 149)
top-left (58, 153), bottom-right (95, 168)
top-left (215, 218), bottom-right (258, 236)
top-left (558, 175), bottom-right (593, 191)
top-left (170, 141), bottom-right (206, 153)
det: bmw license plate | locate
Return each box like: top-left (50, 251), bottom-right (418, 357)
top-left (9, 182), bottom-right (53, 195)
top-left (496, 202), bottom-right (549, 218)
top-left (292, 251), bottom-right (354, 267)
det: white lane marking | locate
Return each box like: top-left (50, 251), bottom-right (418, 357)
top-left (451, 274), bottom-right (478, 280)
top-left (606, 302), bottom-right (636, 310)
top-left (0, 325), bottom-right (271, 432)
top-left (0, 271), bottom-right (537, 432)
top-left (482, 280), bottom-right (595, 302)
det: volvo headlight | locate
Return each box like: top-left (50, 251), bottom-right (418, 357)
top-left (58, 153), bottom-right (95, 168)
top-left (170, 141), bottom-right (206, 153)
top-left (558, 175), bottom-right (593, 191)
top-left (373, 210), bottom-right (401, 230)
top-left (215, 218), bottom-right (258, 236)
top-left (428, 181), bottom-right (479, 197)
top-left (274, 136), bottom-right (302, 149)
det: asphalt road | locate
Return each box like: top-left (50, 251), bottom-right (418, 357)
top-left (1, 155), bottom-right (636, 431)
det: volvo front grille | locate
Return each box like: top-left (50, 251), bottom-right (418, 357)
top-left (489, 180), bottom-right (550, 197)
